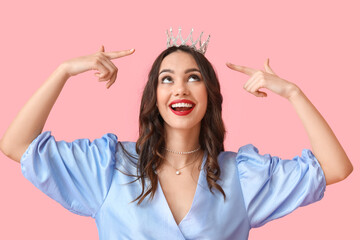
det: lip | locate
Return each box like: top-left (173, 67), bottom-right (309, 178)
top-left (169, 99), bottom-right (196, 116)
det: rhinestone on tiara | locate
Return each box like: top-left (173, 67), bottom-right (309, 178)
top-left (166, 27), bottom-right (210, 54)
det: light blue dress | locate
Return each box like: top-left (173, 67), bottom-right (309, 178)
top-left (21, 131), bottom-right (326, 240)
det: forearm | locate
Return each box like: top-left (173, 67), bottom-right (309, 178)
top-left (0, 64), bottom-right (69, 162)
top-left (0, 47), bottom-right (134, 163)
top-left (288, 87), bottom-right (353, 185)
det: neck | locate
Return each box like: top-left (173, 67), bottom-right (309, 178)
top-left (163, 124), bottom-right (202, 168)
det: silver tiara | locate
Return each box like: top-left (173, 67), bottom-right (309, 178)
top-left (166, 27), bottom-right (210, 54)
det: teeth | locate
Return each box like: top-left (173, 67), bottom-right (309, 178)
top-left (171, 102), bottom-right (193, 108)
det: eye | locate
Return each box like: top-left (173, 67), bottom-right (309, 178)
top-left (161, 76), bottom-right (173, 84)
top-left (188, 74), bottom-right (201, 82)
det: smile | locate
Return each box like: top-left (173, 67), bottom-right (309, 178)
top-left (169, 99), bottom-right (195, 116)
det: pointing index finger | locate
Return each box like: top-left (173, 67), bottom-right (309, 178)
top-left (104, 48), bottom-right (135, 59)
top-left (226, 62), bottom-right (257, 76)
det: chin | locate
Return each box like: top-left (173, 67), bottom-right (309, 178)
top-left (164, 120), bottom-right (202, 131)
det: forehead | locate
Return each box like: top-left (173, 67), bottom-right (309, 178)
top-left (159, 51), bottom-right (199, 72)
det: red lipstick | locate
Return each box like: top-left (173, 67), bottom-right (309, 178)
top-left (169, 99), bottom-right (196, 116)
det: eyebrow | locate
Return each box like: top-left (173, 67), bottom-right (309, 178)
top-left (159, 68), bottom-right (201, 75)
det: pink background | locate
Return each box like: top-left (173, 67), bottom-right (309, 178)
top-left (0, 0), bottom-right (359, 239)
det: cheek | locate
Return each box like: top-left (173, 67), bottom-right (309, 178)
top-left (156, 87), bottom-right (163, 104)
top-left (198, 86), bottom-right (208, 107)
top-left (193, 86), bottom-right (208, 119)
top-left (156, 88), bottom-right (168, 110)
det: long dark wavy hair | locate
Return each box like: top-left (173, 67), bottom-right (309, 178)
top-left (120, 45), bottom-right (226, 204)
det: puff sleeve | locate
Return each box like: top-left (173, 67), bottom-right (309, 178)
top-left (20, 131), bottom-right (118, 217)
top-left (236, 144), bottom-right (326, 228)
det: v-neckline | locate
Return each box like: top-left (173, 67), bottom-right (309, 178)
top-left (157, 152), bottom-right (207, 227)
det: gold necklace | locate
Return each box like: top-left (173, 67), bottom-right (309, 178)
top-left (164, 155), bottom-right (200, 175)
top-left (163, 146), bottom-right (201, 155)
top-left (161, 146), bottom-right (202, 175)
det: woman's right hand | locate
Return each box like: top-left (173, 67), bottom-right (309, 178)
top-left (61, 46), bottom-right (135, 89)
top-left (0, 46), bottom-right (135, 162)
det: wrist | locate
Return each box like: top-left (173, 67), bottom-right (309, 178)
top-left (56, 62), bottom-right (72, 80)
top-left (287, 84), bottom-right (304, 102)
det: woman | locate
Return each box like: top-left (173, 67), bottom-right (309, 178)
top-left (0, 33), bottom-right (353, 239)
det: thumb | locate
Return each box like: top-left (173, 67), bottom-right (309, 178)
top-left (264, 58), bottom-right (276, 75)
top-left (99, 45), bottom-right (105, 52)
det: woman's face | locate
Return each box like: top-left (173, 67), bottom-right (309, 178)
top-left (156, 50), bottom-right (208, 132)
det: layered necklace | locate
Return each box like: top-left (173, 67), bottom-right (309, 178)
top-left (163, 146), bottom-right (201, 175)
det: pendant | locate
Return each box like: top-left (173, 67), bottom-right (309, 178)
top-left (176, 170), bottom-right (181, 175)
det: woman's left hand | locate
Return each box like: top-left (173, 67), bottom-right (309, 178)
top-left (226, 59), bottom-right (299, 99)
top-left (227, 59), bottom-right (353, 184)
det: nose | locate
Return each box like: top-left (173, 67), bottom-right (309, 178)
top-left (173, 80), bottom-right (189, 96)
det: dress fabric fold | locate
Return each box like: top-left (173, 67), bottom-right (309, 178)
top-left (21, 131), bottom-right (326, 240)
